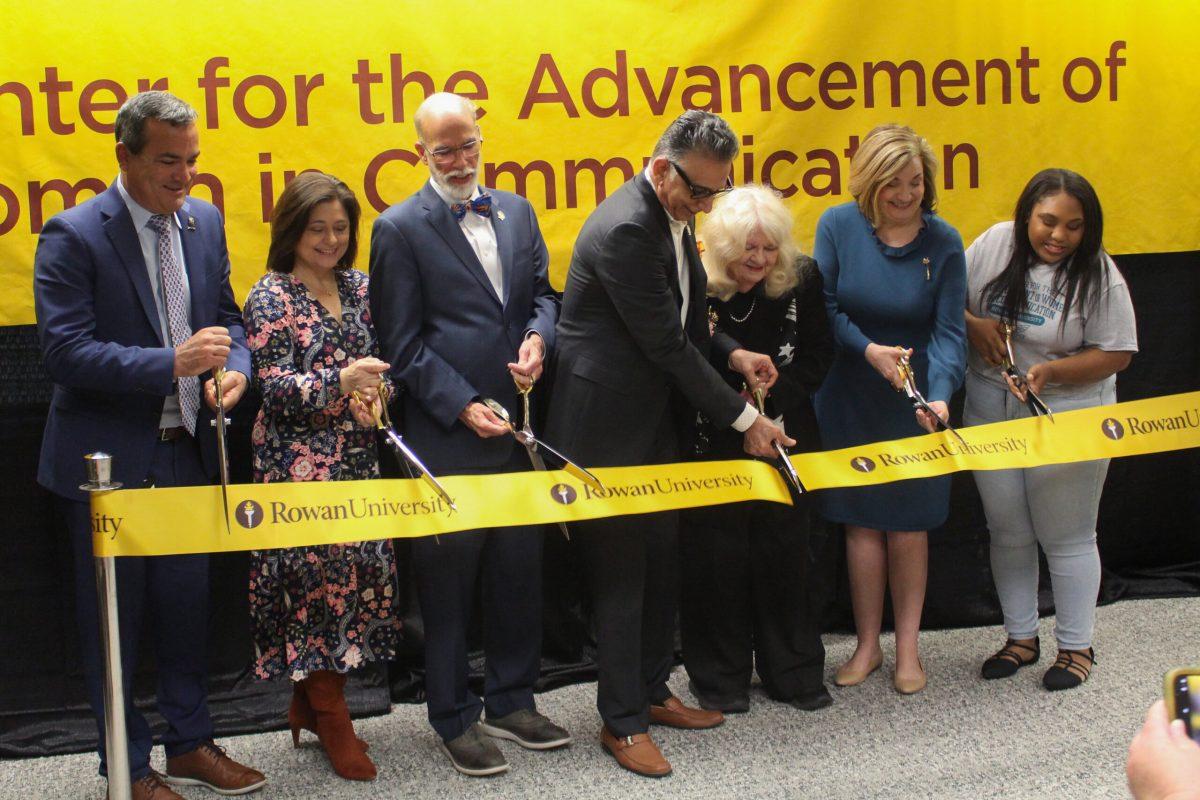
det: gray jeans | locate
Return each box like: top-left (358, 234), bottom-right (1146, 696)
top-left (963, 371), bottom-right (1112, 650)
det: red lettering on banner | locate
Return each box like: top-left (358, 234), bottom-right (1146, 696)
top-left (39, 67), bottom-right (74, 134)
top-left (0, 183), bottom-right (19, 235)
top-left (363, 148), bottom-right (420, 212)
top-left (564, 158), bottom-right (635, 206)
top-left (582, 51), bottom-right (629, 118)
top-left (28, 177), bottom-right (106, 232)
top-left (863, 60), bottom-right (926, 107)
top-left (351, 60), bottom-right (385, 124)
top-left (189, 173), bottom-right (225, 216)
top-left (681, 66), bottom-right (721, 112)
top-left (777, 62), bottom-right (815, 111)
top-left (819, 62), bottom-right (856, 110)
top-left (943, 143), bottom-right (979, 189)
top-left (79, 79), bottom-right (127, 133)
top-left (730, 65), bottom-right (770, 113)
top-left (931, 60), bottom-right (969, 106)
top-left (199, 58), bottom-right (325, 128)
top-left (801, 150), bottom-right (840, 196)
top-left (485, 161), bottom-right (558, 208)
top-left (352, 57), bottom-right (489, 124)
top-left (634, 66), bottom-right (678, 115)
top-left (388, 53), bottom-right (433, 123)
top-left (0, 81), bottom-right (35, 135)
top-left (519, 54), bottom-right (580, 119)
top-left (761, 150), bottom-right (797, 197)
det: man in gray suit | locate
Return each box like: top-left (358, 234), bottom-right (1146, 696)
top-left (544, 110), bottom-right (792, 777)
top-left (368, 92), bottom-right (568, 778)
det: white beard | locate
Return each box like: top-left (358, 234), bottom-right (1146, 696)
top-left (430, 165), bottom-right (477, 202)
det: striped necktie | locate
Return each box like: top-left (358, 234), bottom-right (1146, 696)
top-left (148, 214), bottom-right (198, 435)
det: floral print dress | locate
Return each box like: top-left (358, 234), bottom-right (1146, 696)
top-left (243, 268), bottom-right (400, 681)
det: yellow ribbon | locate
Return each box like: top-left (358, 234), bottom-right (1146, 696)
top-left (91, 390), bottom-right (1200, 557)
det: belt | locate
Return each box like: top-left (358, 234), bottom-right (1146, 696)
top-left (157, 426), bottom-right (188, 441)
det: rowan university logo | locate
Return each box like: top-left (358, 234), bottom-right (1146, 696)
top-left (550, 483), bottom-right (577, 505)
top-left (235, 500), bottom-right (264, 529)
top-left (850, 456), bottom-right (876, 473)
top-left (1101, 418), bottom-right (1125, 440)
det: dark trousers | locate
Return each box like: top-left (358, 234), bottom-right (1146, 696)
top-left (573, 509), bottom-right (679, 737)
top-left (412, 448), bottom-right (544, 742)
top-left (679, 497), bottom-right (825, 705)
top-left (65, 435), bottom-right (213, 780)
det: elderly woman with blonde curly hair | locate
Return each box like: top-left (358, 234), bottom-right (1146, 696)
top-left (679, 184), bottom-right (834, 714)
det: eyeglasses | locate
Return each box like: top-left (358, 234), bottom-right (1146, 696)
top-left (669, 160), bottom-right (733, 200)
top-left (423, 138), bottom-right (483, 164)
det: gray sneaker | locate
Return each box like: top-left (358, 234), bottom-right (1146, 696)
top-left (439, 724), bottom-right (509, 777)
top-left (477, 708), bottom-right (573, 750)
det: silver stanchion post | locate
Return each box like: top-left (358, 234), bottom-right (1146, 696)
top-left (82, 452), bottom-right (130, 800)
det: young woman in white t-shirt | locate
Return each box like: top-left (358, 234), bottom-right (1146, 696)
top-left (963, 168), bottom-right (1138, 691)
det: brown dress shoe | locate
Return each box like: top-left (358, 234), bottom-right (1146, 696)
top-left (599, 727), bottom-right (672, 778)
top-left (164, 741), bottom-right (267, 795)
top-left (113, 771), bottom-right (184, 800)
top-left (649, 695), bottom-right (725, 729)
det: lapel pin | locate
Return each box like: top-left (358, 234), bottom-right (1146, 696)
top-left (496, 209), bottom-right (505, 221)
top-left (187, 216), bottom-right (196, 231)
top-left (922, 257), bottom-right (931, 281)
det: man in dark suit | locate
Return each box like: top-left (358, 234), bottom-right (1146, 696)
top-left (369, 92), bottom-right (568, 777)
top-left (543, 110), bottom-right (794, 777)
top-left (34, 92), bottom-right (265, 799)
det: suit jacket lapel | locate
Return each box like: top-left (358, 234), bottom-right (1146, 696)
top-left (633, 175), bottom-right (683, 311)
top-left (491, 194), bottom-right (515, 307)
top-left (176, 202), bottom-right (207, 329)
top-left (419, 182), bottom-right (502, 307)
top-left (100, 185), bottom-right (164, 345)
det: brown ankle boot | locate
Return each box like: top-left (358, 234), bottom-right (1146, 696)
top-left (302, 671), bottom-right (377, 780)
top-left (289, 680), bottom-right (368, 751)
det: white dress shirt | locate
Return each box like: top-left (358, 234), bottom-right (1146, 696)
top-left (430, 178), bottom-right (504, 300)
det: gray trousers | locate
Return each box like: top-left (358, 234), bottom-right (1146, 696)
top-left (964, 371), bottom-right (1111, 650)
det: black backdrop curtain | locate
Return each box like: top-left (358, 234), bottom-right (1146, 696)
top-left (1, 250), bottom-right (1196, 758)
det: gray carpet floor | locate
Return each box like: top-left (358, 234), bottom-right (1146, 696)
top-left (3, 596), bottom-right (1196, 800)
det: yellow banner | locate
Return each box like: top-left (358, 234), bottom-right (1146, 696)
top-left (92, 390), bottom-right (1200, 557)
top-left (3, 1), bottom-right (1198, 325)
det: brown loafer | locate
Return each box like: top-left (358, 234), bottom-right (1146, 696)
top-left (599, 727), bottom-right (672, 778)
top-left (165, 741), bottom-right (267, 795)
top-left (649, 695), bottom-right (724, 729)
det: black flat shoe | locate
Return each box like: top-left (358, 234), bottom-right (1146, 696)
top-left (981, 637), bottom-right (1040, 680)
top-left (1043, 647), bottom-right (1094, 691)
top-left (788, 685), bottom-right (833, 711)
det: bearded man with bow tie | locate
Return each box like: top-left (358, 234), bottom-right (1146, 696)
top-left (368, 92), bottom-right (566, 778)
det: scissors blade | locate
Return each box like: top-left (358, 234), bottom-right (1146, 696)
top-left (1027, 390), bottom-right (1055, 421)
top-left (916, 398), bottom-right (968, 447)
top-left (519, 432), bottom-right (605, 492)
top-left (383, 429), bottom-right (457, 511)
top-left (516, 434), bottom-right (570, 539)
top-left (773, 442), bottom-right (806, 495)
top-left (211, 368), bottom-right (231, 535)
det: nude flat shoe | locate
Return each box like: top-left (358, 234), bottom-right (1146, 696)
top-left (894, 660), bottom-right (927, 695)
top-left (834, 652), bottom-right (884, 687)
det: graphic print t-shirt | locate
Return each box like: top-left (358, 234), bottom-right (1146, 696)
top-left (965, 221), bottom-right (1137, 397)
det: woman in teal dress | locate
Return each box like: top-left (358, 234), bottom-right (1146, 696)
top-left (812, 125), bottom-right (967, 695)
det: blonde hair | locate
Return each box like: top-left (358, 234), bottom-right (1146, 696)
top-left (700, 184), bottom-right (801, 302)
top-left (848, 124), bottom-right (938, 227)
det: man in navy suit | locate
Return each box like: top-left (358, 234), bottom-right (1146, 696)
top-left (369, 92), bottom-right (568, 777)
top-left (34, 92), bottom-right (265, 800)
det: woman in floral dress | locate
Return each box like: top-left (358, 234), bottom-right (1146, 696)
top-left (242, 172), bottom-right (399, 781)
